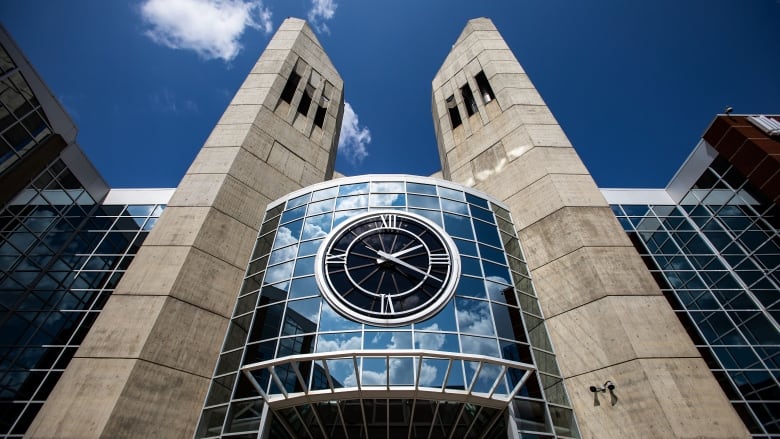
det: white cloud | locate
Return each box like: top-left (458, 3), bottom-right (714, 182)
top-left (140, 0), bottom-right (273, 62)
top-left (307, 0), bottom-right (337, 33)
top-left (415, 324), bottom-right (446, 350)
top-left (338, 102), bottom-right (371, 165)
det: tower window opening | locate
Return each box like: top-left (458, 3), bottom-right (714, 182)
top-left (280, 71), bottom-right (301, 104)
top-left (297, 84), bottom-right (314, 116)
top-left (475, 71), bottom-right (495, 104)
top-left (461, 84), bottom-right (478, 116)
top-left (313, 105), bottom-right (326, 128)
top-left (446, 95), bottom-right (462, 128)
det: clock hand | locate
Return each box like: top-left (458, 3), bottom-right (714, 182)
top-left (376, 244), bottom-right (424, 264)
top-left (376, 250), bottom-right (442, 283)
top-left (389, 244), bottom-right (423, 258)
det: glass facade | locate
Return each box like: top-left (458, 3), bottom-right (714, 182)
top-left (196, 176), bottom-right (578, 439)
top-left (0, 158), bottom-right (166, 437)
top-left (611, 155), bottom-right (779, 437)
top-left (0, 43), bottom-right (53, 175)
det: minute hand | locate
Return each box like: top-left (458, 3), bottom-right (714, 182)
top-left (376, 250), bottom-right (442, 283)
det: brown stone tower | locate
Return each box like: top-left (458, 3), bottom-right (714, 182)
top-left (431, 18), bottom-right (748, 438)
top-left (26, 18), bottom-right (343, 438)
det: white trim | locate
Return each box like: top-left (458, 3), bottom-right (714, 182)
top-left (103, 188), bottom-right (175, 205)
top-left (666, 139), bottom-right (718, 203)
top-left (600, 139), bottom-right (719, 205)
top-left (600, 189), bottom-right (674, 205)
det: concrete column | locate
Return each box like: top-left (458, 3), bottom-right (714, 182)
top-left (432, 18), bottom-right (748, 439)
top-left (26, 18), bottom-right (343, 439)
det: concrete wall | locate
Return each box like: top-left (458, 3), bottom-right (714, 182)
top-left (432, 18), bottom-right (749, 439)
top-left (26, 18), bottom-right (343, 439)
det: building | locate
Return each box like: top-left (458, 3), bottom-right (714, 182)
top-left (1, 16), bottom-right (776, 439)
top-left (604, 114), bottom-right (780, 437)
top-left (0, 26), bottom-right (173, 437)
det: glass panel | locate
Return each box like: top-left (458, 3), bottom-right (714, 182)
top-left (443, 213), bottom-right (473, 240)
top-left (406, 182), bottom-right (437, 195)
top-left (456, 298), bottom-right (495, 336)
top-left (335, 195), bottom-right (368, 210)
top-left (370, 181), bottom-right (404, 193)
top-left (338, 183), bottom-right (369, 196)
top-left (289, 276), bottom-right (318, 299)
top-left (311, 186), bottom-right (338, 201)
top-left (407, 194), bottom-right (440, 209)
top-left (414, 301), bottom-right (457, 332)
top-left (369, 192), bottom-right (405, 207)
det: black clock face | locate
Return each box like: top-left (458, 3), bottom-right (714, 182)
top-left (315, 211), bottom-right (460, 326)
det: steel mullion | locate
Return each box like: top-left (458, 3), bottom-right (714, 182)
top-left (359, 398), bottom-right (370, 439)
top-left (335, 400), bottom-right (350, 439)
top-left (478, 408), bottom-right (507, 439)
top-left (322, 360), bottom-right (336, 393)
top-left (406, 398), bottom-right (417, 439)
top-left (291, 405), bottom-right (316, 439)
top-left (461, 405), bottom-right (484, 438)
top-left (446, 403), bottom-right (467, 439)
top-left (487, 365), bottom-right (508, 398)
top-left (467, 361), bottom-right (485, 395)
top-left (353, 355), bottom-right (361, 391)
top-left (427, 400), bottom-right (442, 439)
top-left (441, 359), bottom-right (454, 392)
top-left (308, 400), bottom-right (330, 439)
top-left (269, 366), bottom-right (289, 398)
top-left (291, 361), bottom-right (308, 395)
top-left (272, 409), bottom-right (299, 439)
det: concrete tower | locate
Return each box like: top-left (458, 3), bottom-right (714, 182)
top-left (27, 18), bottom-right (343, 438)
top-left (432, 18), bottom-right (748, 438)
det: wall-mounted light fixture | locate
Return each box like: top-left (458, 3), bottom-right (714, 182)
top-left (589, 381), bottom-right (618, 406)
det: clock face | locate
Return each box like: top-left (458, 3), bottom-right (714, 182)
top-left (315, 211), bottom-right (460, 326)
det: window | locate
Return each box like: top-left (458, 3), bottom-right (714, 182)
top-left (446, 95), bottom-right (462, 128)
top-left (296, 84), bottom-right (313, 116)
top-left (461, 84), bottom-right (478, 116)
top-left (279, 71), bottom-right (301, 104)
top-left (313, 102), bottom-right (326, 128)
top-left (475, 71), bottom-right (495, 104)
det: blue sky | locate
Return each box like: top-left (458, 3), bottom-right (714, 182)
top-left (2, 0), bottom-right (779, 189)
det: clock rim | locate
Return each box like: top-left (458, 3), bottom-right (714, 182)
top-left (314, 209), bottom-right (461, 327)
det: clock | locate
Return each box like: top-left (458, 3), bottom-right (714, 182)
top-left (315, 210), bottom-right (460, 326)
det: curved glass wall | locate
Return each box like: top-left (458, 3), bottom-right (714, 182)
top-left (196, 175), bottom-right (578, 439)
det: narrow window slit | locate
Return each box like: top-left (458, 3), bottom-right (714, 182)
top-left (475, 71), bottom-right (495, 104)
top-left (280, 71), bottom-right (301, 104)
top-left (461, 84), bottom-right (478, 116)
top-left (446, 95), bottom-right (462, 128)
top-left (297, 84), bottom-right (314, 116)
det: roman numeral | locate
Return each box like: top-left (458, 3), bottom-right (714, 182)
top-left (379, 214), bottom-right (398, 229)
top-left (326, 253), bottom-right (347, 264)
top-left (380, 294), bottom-right (395, 314)
top-left (430, 253), bottom-right (450, 264)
